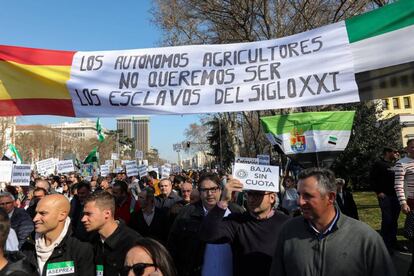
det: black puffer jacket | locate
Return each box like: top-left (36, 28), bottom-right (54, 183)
top-left (167, 201), bottom-right (244, 276)
top-left (20, 229), bottom-right (95, 276)
top-left (0, 251), bottom-right (37, 276)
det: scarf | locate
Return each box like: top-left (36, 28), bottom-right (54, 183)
top-left (35, 217), bottom-right (71, 274)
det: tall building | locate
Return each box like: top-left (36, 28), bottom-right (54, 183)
top-left (116, 116), bottom-right (150, 154)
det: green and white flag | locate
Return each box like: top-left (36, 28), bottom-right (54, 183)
top-left (84, 147), bottom-right (98, 164)
top-left (4, 144), bottom-right (22, 164)
top-left (347, 0), bottom-right (414, 101)
top-left (96, 118), bottom-right (105, 142)
top-left (261, 111), bottom-right (355, 167)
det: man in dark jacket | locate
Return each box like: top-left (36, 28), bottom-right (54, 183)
top-left (0, 192), bottom-right (33, 249)
top-left (0, 208), bottom-right (37, 276)
top-left (129, 187), bottom-right (168, 244)
top-left (199, 176), bottom-right (289, 276)
top-left (369, 146), bottom-right (401, 252)
top-left (154, 179), bottom-right (182, 211)
top-left (21, 194), bottom-right (94, 276)
top-left (82, 191), bottom-right (141, 276)
top-left (168, 173), bottom-right (244, 276)
top-left (335, 178), bottom-right (359, 220)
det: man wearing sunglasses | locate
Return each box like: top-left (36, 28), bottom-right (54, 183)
top-left (198, 175), bottom-right (289, 276)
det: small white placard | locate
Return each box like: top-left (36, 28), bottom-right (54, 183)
top-left (111, 153), bottom-right (119, 160)
top-left (135, 150), bottom-right (143, 159)
top-left (56, 160), bottom-right (75, 174)
top-left (0, 161), bottom-right (13, 182)
top-left (137, 165), bottom-right (148, 177)
top-left (232, 163), bottom-right (279, 192)
top-left (11, 164), bottom-right (31, 186)
top-left (36, 158), bottom-right (55, 176)
top-left (235, 157), bottom-right (259, 164)
top-left (100, 165), bottom-right (109, 177)
top-left (126, 161), bottom-right (138, 177)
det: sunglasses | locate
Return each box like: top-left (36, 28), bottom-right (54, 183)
top-left (121, 263), bottom-right (156, 276)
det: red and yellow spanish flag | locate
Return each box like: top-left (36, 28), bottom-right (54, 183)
top-left (0, 45), bottom-right (75, 116)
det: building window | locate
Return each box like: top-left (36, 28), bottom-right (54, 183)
top-left (404, 97), bottom-right (411, 109)
top-left (382, 99), bottom-right (389, 110)
top-left (393, 98), bottom-right (400, 109)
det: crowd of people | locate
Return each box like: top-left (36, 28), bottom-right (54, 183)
top-left (1, 141), bottom-right (414, 275)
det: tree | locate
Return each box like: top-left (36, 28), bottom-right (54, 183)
top-left (332, 102), bottom-right (402, 190)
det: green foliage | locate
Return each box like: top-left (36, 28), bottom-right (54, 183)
top-left (206, 117), bottom-right (235, 170)
top-left (332, 102), bottom-right (402, 190)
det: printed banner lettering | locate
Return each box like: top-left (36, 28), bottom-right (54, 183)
top-left (233, 163), bottom-right (279, 192)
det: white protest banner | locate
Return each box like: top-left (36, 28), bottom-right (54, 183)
top-left (105, 160), bottom-right (114, 167)
top-left (111, 153), bottom-right (119, 160)
top-left (36, 158), bottom-right (55, 176)
top-left (126, 161), bottom-right (138, 177)
top-left (232, 163), bottom-right (279, 192)
top-left (100, 165), bottom-right (110, 177)
top-left (235, 157), bottom-right (259, 165)
top-left (143, 160), bottom-right (148, 166)
top-left (135, 150), bottom-right (143, 160)
top-left (115, 167), bottom-right (123, 173)
top-left (137, 165), bottom-right (148, 177)
top-left (56, 160), bottom-right (75, 174)
top-left (257, 154), bottom-right (270, 165)
top-left (11, 164), bottom-right (31, 186)
top-left (0, 161), bottom-right (13, 182)
top-left (161, 165), bottom-right (171, 179)
top-left (65, 21), bottom-right (358, 117)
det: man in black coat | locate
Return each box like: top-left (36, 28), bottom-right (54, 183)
top-left (21, 194), bottom-right (94, 276)
top-left (335, 178), bottom-right (359, 220)
top-left (168, 173), bottom-right (244, 276)
top-left (82, 191), bottom-right (141, 276)
top-left (129, 187), bottom-right (169, 244)
top-left (0, 192), bottom-right (33, 249)
top-left (369, 146), bottom-right (402, 253)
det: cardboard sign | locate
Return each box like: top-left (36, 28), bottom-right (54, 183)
top-left (100, 165), bottom-right (109, 177)
top-left (232, 163), bottom-right (279, 192)
top-left (56, 160), bottom-right (75, 174)
top-left (105, 159), bottom-right (114, 167)
top-left (257, 154), bottom-right (270, 165)
top-left (111, 153), bottom-right (119, 160)
top-left (135, 150), bottom-right (143, 159)
top-left (235, 157), bottom-right (259, 164)
top-left (126, 161), bottom-right (138, 177)
top-left (0, 161), bottom-right (13, 182)
top-left (137, 165), bottom-right (148, 177)
top-left (161, 164), bottom-right (171, 179)
top-left (11, 164), bottom-right (31, 186)
top-left (36, 158), bottom-right (55, 176)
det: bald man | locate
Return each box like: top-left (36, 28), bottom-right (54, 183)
top-left (21, 194), bottom-right (95, 276)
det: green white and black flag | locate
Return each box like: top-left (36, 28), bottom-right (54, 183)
top-left (261, 111), bottom-right (355, 168)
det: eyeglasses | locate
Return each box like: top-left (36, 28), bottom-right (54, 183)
top-left (0, 201), bottom-right (14, 206)
top-left (199, 186), bottom-right (220, 193)
top-left (121, 263), bottom-right (156, 276)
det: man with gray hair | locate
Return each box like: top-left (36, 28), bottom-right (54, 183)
top-left (0, 192), bottom-right (33, 248)
top-left (271, 167), bottom-right (396, 276)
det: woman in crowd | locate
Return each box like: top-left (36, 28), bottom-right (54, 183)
top-left (123, 238), bottom-right (176, 276)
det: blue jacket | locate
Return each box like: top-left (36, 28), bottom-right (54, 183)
top-left (10, 207), bottom-right (34, 248)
